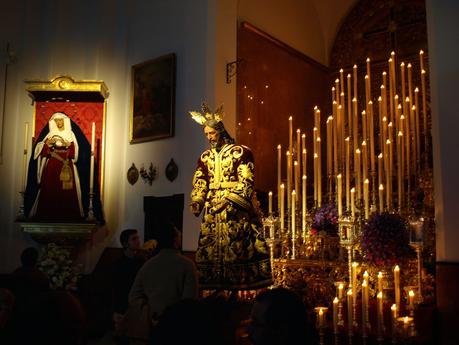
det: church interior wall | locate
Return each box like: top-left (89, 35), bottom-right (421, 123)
top-left (0, 0), bottom-right (220, 273)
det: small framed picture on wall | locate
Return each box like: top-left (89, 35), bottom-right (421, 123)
top-left (130, 53), bottom-right (176, 143)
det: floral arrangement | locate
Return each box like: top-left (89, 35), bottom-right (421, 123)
top-left (38, 243), bottom-right (82, 290)
top-left (361, 212), bottom-right (414, 267)
top-left (311, 203), bottom-right (338, 236)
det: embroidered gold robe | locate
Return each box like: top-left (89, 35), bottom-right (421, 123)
top-left (191, 143), bottom-right (271, 290)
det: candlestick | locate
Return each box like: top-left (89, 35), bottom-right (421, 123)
top-left (302, 148), bottom-right (307, 177)
top-left (362, 140), bottom-right (368, 184)
top-left (391, 304), bottom-right (397, 342)
top-left (338, 282), bottom-right (344, 299)
top-left (333, 297), bottom-right (339, 334)
top-left (277, 144), bottom-right (281, 210)
top-left (347, 74), bottom-right (352, 138)
top-left (327, 116), bottom-right (333, 178)
top-left (302, 175), bottom-right (307, 232)
top-left (364, 179), bottom-right (370, 219)
top-left (317, 137), bottom-right (322, 207)
top-left (345, 137), bottom-right (350, 209)
top-left (286, 150), bottom-right (291, 211)
top-left (289, 116), bottom-right (293, 156)
top-left (352, 262), bottom-right (358, 306)
top-left (377, 291), bottom-right (384, 341)
top-left (314, 153), bottom-right (318, 205)
top-left (268, 191), bottom-right (273, 215)
top-left (351, 188), bottom-right (355, 217)
top-left (353, 64), bottom-right (358, 100)
top-left (362, 110), bottom-right (367, 142)
top-left (368, 101), bottom-right (375, 171)
top-left (291, 190), bottom-right (296, 258)
top-left (337, 174), bottom-right (343, 216)
top-left (379, 184), bottom-right (384, 212)
top-left (280, 184), bottom-right (285, 231)
top-left (409, 290), bottom-right (415, 312)
top-left (294, 161), bottom-right (299, 202)
top-left (90, 122), bottom-right (96, 194)
top-left (347, 289), bottom-right (353, 336)
top-left (401, 62), bottom-right (407, 117)
top-left (378, 271), bottom-right (383, 293)
top-left (397, 131), bottom-right (403, 211)
top-left (355, 149), bottom-right (361, 200)
top-left (352, 98), bottom-right (358, 155)
top-left (22, 122), bottom-right (29, 192)
top-left (362, 279), bottom-right (369, 335)
top-left (394, 265), bottom-right (401, 313)
top-left (414, 87), bottom-right (420, 171)
top-left (421, 69), bottom-right (428, 162)
top-left (296, 128), bottom-right (301, 163)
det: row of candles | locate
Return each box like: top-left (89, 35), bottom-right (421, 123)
top-left (315, 263), bottom-right (417, 341)
top-left (268, 50), bottom-right (430, 229)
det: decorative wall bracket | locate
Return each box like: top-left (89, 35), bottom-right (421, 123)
top-left (140, 163), bottom-right (157, 185)
top-left (226, 59), bottom-right (243, 84)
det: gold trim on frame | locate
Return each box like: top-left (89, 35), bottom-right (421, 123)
top-left (25, 75), bottom-right (109, 100)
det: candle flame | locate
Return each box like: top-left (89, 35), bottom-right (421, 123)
top-left (379, 153), bottom-right (383, 158)
top-left (340, 68), bottom-right (344, 73)
top-left (289, 116), bottom-right (293, 120)
top-left (364, 179), bottom-right (369, 184)
top-left (394, 265), bottom-right (400, 271)
top-left (337, 174), bottom-right (342, 178)
top-left (297, 128), bottom-right (301, 133)
top-left (415, 87), bottom-right (419, 92)
top-left (351, 188), bottom-right (355, 193)
top-left (420, 50), bottom-right (424, 55)
top-left (347, 289), bottom-right (353, 296)
top-left (391, 304), bottom-right (397, 311)
top-left (379, 184), bottom-right (384, 190)
top-left (378, 272), bottom-right (383, 278)
top-left (277, 144), bottom-right (281, 149)
top-left (409, 290), bottom-right (415, 297)
top-left (333, 297), bottom-right (339, 304)
top-left (353, 64), bottom-right (357, 68)
top-left (339, 283), bottom-right (344, 289)
top-left (281, 184), bottom-right (285, 189)
top-left (345, 137), bottom-right (350, 141)
top-left (408, 63), bottom-right (412, 68)
top-left (401, 62), bottom-right (405, 67)
top-left (302, 134), bottom-right (306, 138)
top-left (377, 292), bottom-right (383, 299)
top-left (366, 57), bottom-right (370, 62)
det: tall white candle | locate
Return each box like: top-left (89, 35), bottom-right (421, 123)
top-left (268, 191), bottom-right (273, 215)
top-left (280, 184), bottom-right (285, 231)
top-left (90, 122), bottom-right (96, 194)
top-left (302, 175), bottom-right (307, 231)
top-left (22, 122), bottom-right (29, 191)
top-left (394, 265), bottom-right (400, 313)
top-left (364, 179), bottom-right (370, 219)
top-left (292, 190), bottom-right (296, 258)
top-left (277, 144), bottom-right (281, 210)
top-left (337, 174), bottom-right (343, 216)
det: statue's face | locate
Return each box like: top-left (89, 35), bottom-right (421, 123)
top-left (204, 126), bottom-right (220, 148)
top-left (54, 118), bottom-right (64, 130)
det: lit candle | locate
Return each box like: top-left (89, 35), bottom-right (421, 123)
top-left (291, 190), bottom-right (296, 257)
top-left (317, 137), bottom-right (322, 207)
top-left (268, 191), bottom-right (273, 215)
top-left (355, 149), bottom-right (361, 200)
top-left (352, 98), bottom-right (358, 155)
top-left (353, 64), bottom-right (358, 100)
top-left (407, 63), bottom-right (413, 110)
top-left (394, 265), bottom-right (400, 312)
top-left (362, 140), bottom-right (368, 183)
top-left (338, 282), bottom-right (344, 300)
top-left (350, 187), bottom-right (355, 217)
top-left (289, 116), bottom-right (293, 156)
top-left (377, 292), bottom-right (384, 339)
top-left (362, 279), bottom-right (368, 333)
top-left (347, 74), bottom-right (352, 137)
top-left (314, 153), bottom-right (318, 205)
top-left (409, 290), bottom-right (415, 311)
top-left (397, 131), bottom-right (403, 211)
top-left (378, 153), bottom-right (383, 189)
top-left (280, 184), bottom-right (285, 231)
top-left (421, 69), bottom-right (428, 157)
top-left (277, 144), bottom-right (281, 210)
top-left (362, 110), bottom-right (367, 142)
top-left (365, 74), bottom-right (370, 107)
top-left (368, 101), bottom-right (375, 171)
top-left (337, 174), bottom-right (343, 216)
top-left (302, 175), bottom-right (307, 232)
top-left (364, 179), bottom-right (370, 219)
top-left (327, 116), bottom-right (333, 177)
top-left (352, 262), bottom-right (358, 305)
top-left (391, 304), bottom-right (397, 341)
top-left (414, 87), bottom-right (420, 170)
top-left (345, 137), bottom-right (350, 209)
top-left (286, 150), bottom-right (291, 211)
top-left (379, 184), bottom-right (384, 212)
top-left (294, 161), bottom-right (299, 202)
top-left (302, 134), bottom-right (307, 175)
top-left (90, 122), bottom-right (96, 194)
top-left (296, 129), bottom-right (301, 165)
top-left (302, 148), bottom-right (307, 177)
top-left (347, 289), bottom-right (353, 335)
top-left (378, 271), bottom-right (383, 293)
top-left (333, 297), bottom-right (339, 334)
top-left (401, 62), bottom-right (407, 117)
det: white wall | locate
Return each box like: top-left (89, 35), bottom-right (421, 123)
top-left (237, 0), bottom-right (327, 65)
top-left (0, 0), bottom-right (232, 272)
top-left (426, 0), bottom-right (459, 263)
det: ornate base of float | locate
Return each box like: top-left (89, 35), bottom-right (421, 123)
top-left (272, 257), bottom-right (348, 307)
top-left (19, 222), bottom-right (97, 247)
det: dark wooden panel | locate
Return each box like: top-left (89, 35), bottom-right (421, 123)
top-left (436, 262), bottom-right (459, 345)
top-left (236, 22), bottom-right (330, 199)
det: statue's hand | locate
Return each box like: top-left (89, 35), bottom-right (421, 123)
top-left (190, 202), bottom-right (202, 217)
top-left (210, 199), bottom-right (229, 215)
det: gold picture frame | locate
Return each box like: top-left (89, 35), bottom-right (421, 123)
top-left (129, 53), bottom-right (176, 143)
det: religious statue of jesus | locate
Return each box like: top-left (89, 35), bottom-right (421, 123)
top-left (189, 103), bottom-right (271, 290)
